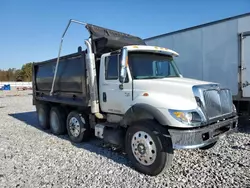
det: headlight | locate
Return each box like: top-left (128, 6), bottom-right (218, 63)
top-left (169, 109), bottom-right (202, 125)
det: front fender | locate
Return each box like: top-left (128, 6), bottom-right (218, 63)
top-left (121, 92), bottom-right (198, 127)
top-left (120, 103), bottom-right (170, 127)
top-left (133, 92), bottom-right (197, 110)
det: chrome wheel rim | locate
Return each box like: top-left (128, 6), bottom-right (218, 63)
top-left (69, 117), bottom-right (80, 137)
top-left (50, 111), bottom-right (59, 131)
top-left (131, 131), bottom-right (157, 166)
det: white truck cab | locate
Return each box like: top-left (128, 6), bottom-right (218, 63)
top-left (34, 20), bottom-right (238, 176)
top-left (97, 44), bottom-right (237, 133)
top-left (94, 44), bottom-right (238, 175)
top-left (99, 45), bottom-right (180, 115)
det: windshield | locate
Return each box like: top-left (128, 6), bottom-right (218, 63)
top-left (128, 52), bottom-right (180, 79)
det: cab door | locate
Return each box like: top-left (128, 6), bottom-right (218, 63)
top-left (99, 53), bottom-right (132, 114)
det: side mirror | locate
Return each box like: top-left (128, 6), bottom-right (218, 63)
top-left (120, 48), bottom-right (128, 84)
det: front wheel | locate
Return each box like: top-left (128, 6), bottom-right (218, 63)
top-left (125, 120), bottom-right (173, 176)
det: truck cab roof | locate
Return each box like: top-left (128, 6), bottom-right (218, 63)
top-left (125, 45), bottom-right (179, 57)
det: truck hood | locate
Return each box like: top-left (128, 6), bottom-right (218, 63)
top-left (159, 77), bottom-right (214, 86)
top-left (133, 77), bottom-right (215, 91)
top-left (132, 77), bottom-right (217, 109)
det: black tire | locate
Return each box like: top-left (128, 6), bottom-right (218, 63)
top-left (125, 120), bottom-right (173, 176)
top-left (36, 104), bottom-right (50, 130)
top-left (200, 141), bottom-right (217, 150)
top-left (66, 111), bottom-right (91, 143)
top-left (49, 107), bottom-right (67, 135)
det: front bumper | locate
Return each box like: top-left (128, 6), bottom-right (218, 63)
top-left (167, 116), bottom-right (238, 149)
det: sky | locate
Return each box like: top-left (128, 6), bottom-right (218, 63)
top-left (0, 0), bottom-right (249, 70)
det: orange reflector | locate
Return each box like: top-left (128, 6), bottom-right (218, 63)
top-left (133, 45), bottom-right (139, 48)
top-left (143, 93), bottom-right (149, 96)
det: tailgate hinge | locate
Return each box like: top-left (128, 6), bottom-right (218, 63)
top-left (242, 81), bottom-right (250, 88)
top-left (239, 65), bottom-right (246, 70)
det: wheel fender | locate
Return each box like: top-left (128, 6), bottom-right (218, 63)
top-left (121, 103), bottom-right (170, 127)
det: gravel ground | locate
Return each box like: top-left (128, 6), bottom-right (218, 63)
top-left (0, 93), bottom-right (250, 188)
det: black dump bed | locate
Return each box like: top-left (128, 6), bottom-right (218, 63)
top-left (86, 24), bottom-right (145, 54)
top-left (33, 51), bottom-right (89, 107)
top-left (33, 21), bottom-right (145, 107)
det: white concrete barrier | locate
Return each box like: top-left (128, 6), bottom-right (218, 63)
top-left (0, 82), bottom-right (32, 87)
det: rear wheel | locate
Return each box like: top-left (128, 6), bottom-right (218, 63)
top-left (49, 107), bottom-right (67, 135)
top-left (66, 111), bottom-right (91, 143)
top-left (36, 104), bottom-right (50, 130)
top-left (125, 120), bottom-right (173, 176)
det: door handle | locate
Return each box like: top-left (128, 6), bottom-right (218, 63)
top-left (103, 92), bottom-right (107, 102)
top-left (119, 84), bottom-right (124, 90)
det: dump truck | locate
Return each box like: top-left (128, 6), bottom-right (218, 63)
top-left (32, 20), bottom-right (238, 176)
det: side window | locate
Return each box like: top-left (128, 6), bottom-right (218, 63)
top-left (105, 55), bottom-right (118, 80)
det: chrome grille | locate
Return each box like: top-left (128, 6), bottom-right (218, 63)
top-left (203, 89), bottom-right (233, 119)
